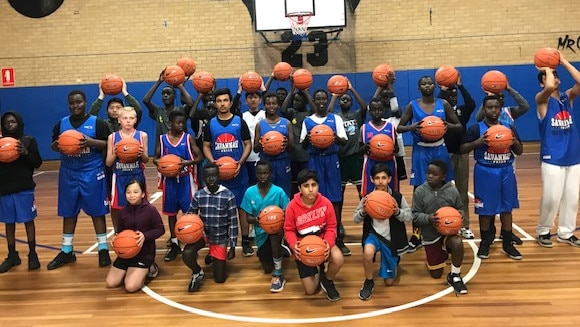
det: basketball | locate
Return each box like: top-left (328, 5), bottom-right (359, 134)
top-left (368, 134), bottom-right (395, 162)
top-left (309, 124), bottom-right (334, 149)
top-left (326, 75), bottom-right (349, 95)
top-left (163, 65), bottom-right (186, 87)
top-left (216, 156), bottom-right (238, 180)
top-left (258, 205), bottom-right (285, 235)
top-left (157, 154), bottom-right (182, 178)
top-left (0, 137), bottom-right (20, 163)
top-left (261, 131), bottom-right (285, 156)
top-left (481, 70), bottom-right (507, 94)
top-left (485, 124), bottom-right (514, 153)
top-left (192, 71), bottom-right (215, 93)
top-left (534, 47), bottom-right (560, 69)
top-left (372, 64), bottom-right (394, 87)
top-left (364, 190), bottom-right (397, 220)
top-left (419, 115), bottom-right (447, 142)
top-left (273, 62), bottom-right (292, 81)
top-left (292, 69), bottom-right (313, 90)
top-left (434, 206), bottom-right (463, 236)
top-left (435, 65), bottom-right (459, 87)
top-left (115, 137), bottom-right (141, 163)
top-left (176, 57), bottom-right (196, 76)
top-left (297, 235), bottom-right (327, 267)
top-left (240, 71), bottom-right (263, 93)
top-left (58, 130), bottom-right (84, 155)
top-left (100, 74), bottom-right (123, 95)
top-left (112, 230), bottom-right (141, 259)
top-left (175, 213), bottom-right (204, 244)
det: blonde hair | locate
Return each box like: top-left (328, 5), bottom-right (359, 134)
top-left (118, 106), bottom-right (137, 118)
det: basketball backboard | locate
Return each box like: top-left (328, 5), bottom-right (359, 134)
top-left (255, 0), bottom-right (347, 32)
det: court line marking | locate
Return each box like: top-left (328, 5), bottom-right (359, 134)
top-left (33, 171), bottom-right (44, 177)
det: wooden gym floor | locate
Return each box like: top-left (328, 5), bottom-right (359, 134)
top-left (1, 145), bottom-right (580, 327)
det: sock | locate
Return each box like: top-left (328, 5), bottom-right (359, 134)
top-left (96, 233), bottom-right (108, 251)
top-left (28, 241), bottom-right (36, 254)
top-left (171, 237), bottom-right (179, 246)
top-left (242, 235), bottom-right (249, 244)
top-left (273, 257), bottom-right (283, 276)
top-left (8, 243), bottom-right (16, 254)
top-left (62, 233), bottom-right (74, 253)
top-left (451, 264), bottom-right (461, 275)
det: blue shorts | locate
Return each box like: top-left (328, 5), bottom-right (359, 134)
top-left (308, 154), bottom-right (342, 202)
top-left (363, 233), bottom-right (399, 279)
top-left (473, 164), bottom-right (519, 215)
top-left (111, 172), bottom-right (146, 209)
top-left (0, 190), bottom-right (37, 224)
top-left (271, 157), bottom-right (292, 198)
top-left (162, 172), bottom-right (196, 215)
top-left (246, 161), bottom-right (257, 186)
top-left (410, 144), bottom-right (455, 186)
top-left (58, 166), bottom-right (109, 217)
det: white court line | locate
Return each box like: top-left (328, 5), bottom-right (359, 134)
top-left (33, 171), bottom-right (44, 177)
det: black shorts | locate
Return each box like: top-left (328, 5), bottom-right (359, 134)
top-left (295, 259), bottom-right (323, 278)
top-left (112, 255), bottom-right (153, 270)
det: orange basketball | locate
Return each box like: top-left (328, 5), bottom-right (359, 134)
top-left (419, 115), bottom-right (447, 142)
top-left (115, 137), bottom-right (141, 163)
top-left (485, 124), bottom-right (514, 153)
top-left (157, 154), bottom-right (182, 178)
top-left (368, 134), bottom-right (395, 162)
top-left (100, 74), bottom-right (123, 95)
top-left (364, 190), bottom-right (397, 220)
top-left (292, 69), bottom-right (313, 90)
top-left (176, 57), bottom-right (196, 76)
top-left (309, 124), bottom-right (334, 149)
top-left (112, 230), bottom-right (141, 259)
top-left (534, 47), bottom-right (560, 69)
top-left (434, 206), bottom-right (463, 236)
top-left (297, 235), bottom-right (327, 267)
top-left (0, 137), bottom-right (20, 163)
top-left (372, 64), bottom-right (394, 87)
top-left (435, 65), bottom-right (459, 87)
top-left (258, 205), bottom-right (285, 234)
top-left (273, 62), bottom-right (292, 81)
top-left (192, 71), bottom-right (215, 93)
top-left (481, 70), bottom-right (507, 94)
top-left (163, 65), bottom-right (186, 87)
top-left (261, 131), bottom-right (285, 156)
top-left (216, 156), bottom-right (238, 181)
top-left (58, 130), bottom-right (84, 155)
top-left (327, 75), bottom-right (349, 95)
top-left (175, 213), bottom-right (204, 244)
top-left (241, 71), bottom-right (263, 93)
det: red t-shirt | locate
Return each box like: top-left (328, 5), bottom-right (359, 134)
top-left (284, 192), bottom-right (337, 250)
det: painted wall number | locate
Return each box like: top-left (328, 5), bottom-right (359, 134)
top-left (281, 31), bottom-right (329, 67)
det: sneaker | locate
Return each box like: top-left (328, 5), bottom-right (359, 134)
top-left (270, 275), bottom-right (286, 293)
top-left (320, 278), bottom-right (341, 302)
top-left (447, 273), bottom-right (468, 294)
top-left (557, 235), bottom-right (580, 247)
top-left (147, 262), bottom-right (159, 278)
top-left (477, 241), bottom-right (490, 259)
top-left (336, 240), bottom-right (351, 256)
top-left (242, 242), bottom-right (254, 257)
top-left (459, 228), bottom-right (475, 239)
top-left (500, 232), bottom-right (523, 245)
top-left (164, 243), bottom-right (181, 261)
top-left (47, 251), bottom-right (76, 270)
top-left (204, 254), bottom-right (213, 265)
top-left (280, 242), bottom-right (291, 258)
top-left (359, 279), bottom-right (375, 301)
top-left (407, 235), bottom-right (422, 253)
top-left (537, 233), bottom-right (553, 248)
top-left (98, 249), bottom-right (111, 267)
top-left (0, 252), bottom-right (21, 273)
top-left (28, 252), bottom-right (40, 271)
top-left (188, 269), bottom-right (205, 292)
top-left (502, 243), bottom-right (523, 260)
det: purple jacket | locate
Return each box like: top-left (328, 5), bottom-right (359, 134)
top-left (118, 200), bottom-right (165, 262)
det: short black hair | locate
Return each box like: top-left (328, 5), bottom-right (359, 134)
top-left (203, 161), bottom-right (219, 173)
top-left (368, 97), bottom-right (384, 109)
top-left (168, 110), bottom-right (186, 122)
top-left (214, 88), bottom-right (232, 101)
top-left (107, 97), bottom-right (124, 108)
top-left (262, 92), bottom-right (278, 104)
top-left (313, 89), bottom-right (328, 98)
top-left (429, 159), bottom-right (448, 175)
top-left (370, 163), bottom-right (392, 178)
top-left (297, 169), bottom-right (318, 185)
top-left (537, 69), bottom-right (559, 84)
top-left (245, 91), bottom-right (262, 99)
top-left (68, 89), bottom-right (86, 101)
top-left (124, 179), bottom-right (145, 193)
top-left (255, 159), bottom-right (272, 172)
top-left (482, 94), bottom-right (503, 107)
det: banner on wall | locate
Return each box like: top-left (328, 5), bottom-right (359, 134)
top-left (2, 68), bottom-right (15, 87)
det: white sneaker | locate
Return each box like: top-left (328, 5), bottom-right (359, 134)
top-left (459, 228), bottom-right (475, 239)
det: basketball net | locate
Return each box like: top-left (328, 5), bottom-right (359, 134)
top-left (287, 12), bottom-right (312, 40)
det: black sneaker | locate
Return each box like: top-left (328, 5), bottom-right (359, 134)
top-left (537, 233), bottom-right (553, 248)
top-left (557, 235), bottom-right (580, 247)
top-left (477, 241), bottom-right (490, 259)
top-left (242, 243), bottom-right (254, 257)
top-left (502, 243), bottom-right (523, 260)
top-left (500, 232), bottom-right (523, 245)
top-left (98, 249), bottom-right (111, 267)
top-left (320, 278), bottom-right (341, 302)
top-left (336, 240), bottom-right (351, 256)
top-left (0, 252), bottom-right (21, 273)
top-left (447, 273), bottom-right (468, 294)
top-left (28, 252), bottom-right (40, 271)
top-left (204, 254), bottom-right (213, 265)
top-left (164, 243), bottom-right (181, 261)
top-left (47, 251), bottom-right (76, 270)
top-left (407, 235), bottom-right (422, 253)
top-left (188, 269), bottom-right (205, 292)
top-left (359, 279), bottom-right (375, 301)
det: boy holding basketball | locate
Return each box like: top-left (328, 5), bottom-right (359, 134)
top-left (181, 162), bottom-right (238, 292)
top-left (460, 94), bottom-right (523, 260)
top-left (48, 90), bottom-right (112, 270)
top-left (412, 159), bottom-right (467, 294)
top-left (240, 160), bottom-right (290, 292)
top-left (284, 169), bottom-right (344, 302)
top-left (153, 111), bottom-right (203, 261)
top-left (0, 111), bottom-right (42, 273)
top-left (353, 163), bottom-right (412, 300)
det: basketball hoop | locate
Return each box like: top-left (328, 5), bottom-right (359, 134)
top-left (287, 12), bottom-right (312, 38)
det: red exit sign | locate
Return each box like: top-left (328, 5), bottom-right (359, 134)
top-left (2, 68), bottom-right (15, 87)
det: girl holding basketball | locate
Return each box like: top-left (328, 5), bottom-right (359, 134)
top-left (106, 179), bottom-right (165, 293)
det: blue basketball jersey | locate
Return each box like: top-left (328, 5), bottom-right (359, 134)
top-left (473, 122), bottom-right (515, 168)
top-left (304, 113), bottom-right (340, 155)
top-left (539, 92), bottom-right (580, 166)
top-left (60, 115), bottom-right (102, 171)
top-left (410, 99), bottom-right (446, 144)
top-left (209, 115), bottom-right (245, 161)
top-left (112, 131), bottom-right (146, 177)
top-left (160, 132), bottom-right (195, 177)
top-left (258, 118), bottom-right (290, 160)
top-left (361, 120), bottom-right (398, 196)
